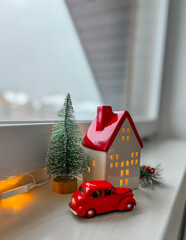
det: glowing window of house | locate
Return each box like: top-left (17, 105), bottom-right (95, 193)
top-left (121, 161), bottom-right (124, 167)
top-left (131, 160), bottom-right (134, 165)
top-left (122, 136), bottom-right (125, 141)
top-left (88, 167), bottom-right (91, 173)
top-left (135, 159), bottom-right (138, 165)
top-left (110, 154), bottom-right (113, 160)
top-left (92, 160), bottom-right (95, 166)
top-left (116, 154), bottom-right (119, 160)
top-left (127, 136), bottom-right (130, 141)
top-left (115, 162), bottom-right (119, 168)
top-left (131, 152), bottom-right (134, 158)
top-left (126, 169), bottom-right (129, 176)
top-left (126, 161), bottom-right (129, 167)
top-left (120, 179), bottom-right (124, 186)
top-left (110, 162), bottom-right (113, 168)
top-left (121, 170), bottom-right (124, 177)
top-left (127, 128), bottom-right (130, 133)
top-left (125, 179), bottom-right (128, 185)
top-left (136, 152), bottom-right (139, 157)
top-left (122, 128), bottom-right (125, 133)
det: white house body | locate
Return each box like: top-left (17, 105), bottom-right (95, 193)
top-left (83, 106), bottom-right (143, 189)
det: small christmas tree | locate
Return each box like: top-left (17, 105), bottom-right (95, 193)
top-left (45, 93), bottom-right (88, 193)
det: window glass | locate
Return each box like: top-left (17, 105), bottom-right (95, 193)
top-left (91, 190), bottom-right (102, 199)
top-left (104, 188), bottom-right (112, 196)
top-left (0, 0), bottom-right (168, 123)
top-left (112, 189), bottom-right (116, 194)
top-left (79, 187), bottom-right (85, 195)
top-left (0, 0), bottom-right (102, 121)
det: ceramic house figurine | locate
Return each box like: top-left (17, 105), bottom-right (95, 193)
top-left (82, 106), bottom-right (143, 189)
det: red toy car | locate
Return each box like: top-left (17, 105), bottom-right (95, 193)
top-left (69, 180), bottom-right (136, 218)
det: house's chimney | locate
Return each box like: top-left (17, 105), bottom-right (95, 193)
top-left (96, 106), bottom-right (114, 131)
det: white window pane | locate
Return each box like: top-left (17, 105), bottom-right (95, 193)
top-left (0, 0), bottom-right (102, 121)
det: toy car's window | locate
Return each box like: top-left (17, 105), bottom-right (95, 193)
top-left (79, 187), bottom-right (85, 195)
top-left (104, 188), bottom-right (112, 196)
top-left (111, 189), bottom-right (116, 194)
top-left (91, 190), bottom-right (102, 199)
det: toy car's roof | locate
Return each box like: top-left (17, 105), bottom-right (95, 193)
top-left (81, 180), bottom-right (113, 191)
top-left (82, 110), bottom-right (143, 152)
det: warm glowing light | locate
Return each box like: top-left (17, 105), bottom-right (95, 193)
top-left (110, 154), bottom-right (113, 160)
top-left (127, 136), bottom-right (130, 141)
top-left (126, 161), bottom-right (129, 167)
top-left (0, 193), bottom-right (33, 212)
top-left (136, 152), bottom-right (139, 157)
top-left (88, 167), bottom-right (91, 173)
top-left (121, 170), bottom-right (124, 177)
top-left (127, 128), bottom-right (130, 133)
top-left (122, 136), bottom-right (125, 141)
top-left (0, 176), bottom-right (23, 193)
top-left (110, 162), bottom-right (113, 168)
top-left (125, 179), bottom-right (128, 185)
top-left (135, 159), bottom-right (138, 165)
top-left (116, 154), bottom-right (119, 160)
top-left (131, 152), bottom-right (134, 158)
top-left (92, 160), bottom-right (95, 166)
top-left (126, 169), bottom-right (129, 176)
top-left (115, 162), bottom-right (119, 168)
top-left (121, 161), bottom-right (124, 167)
top-left (131, 160), bottom-right (134, 165)
top-left (122, 128), bottom-right (125, 133)
top-left (120, 180), bottom-right (123, 186)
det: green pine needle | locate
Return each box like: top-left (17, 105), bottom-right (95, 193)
top-left (45, 93), bottom-right (89, 179)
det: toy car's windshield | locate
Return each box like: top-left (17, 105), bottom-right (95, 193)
top-left (79, 187), bottom-right (85, 195)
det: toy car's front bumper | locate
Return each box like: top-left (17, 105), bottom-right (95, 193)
top-left (69, 203), bottom-right (77, 215)
top-left (68, 203), bottom-right (85, 217)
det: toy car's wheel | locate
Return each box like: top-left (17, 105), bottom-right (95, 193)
top-left (86, 208), bottom-right (96, 218)
top-left (125, 202), bottom-right (134, 211)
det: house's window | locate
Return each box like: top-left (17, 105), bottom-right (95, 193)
top-left (122, 136), bottom-right (125, 141)
top-left (115, 162), bottom-right (119, 168)
top-left (131, 160), bottom-right (134, 165)
top-left (110, 154), bottom-right (113, 160)
top-left (91, 190), bottom-right (102, 198)
top-left (131, 152), bottom-right (134, 158)
top-left (127, 136), bottom-right (130, 141)
top-left (116, 154), bottom-right (119, 160)
top-left (127, 128), bottom-right (130, 133)
top-left (126, 161), bottom-right (130, 167)
top-left (135, 159), bottom-right (138, 165)
top-left (88, 167), bottom-right (91, 173)
top-left (121, 170), bottom-right (124, 177)
top-left (121, 161), bottom-right (124, 167)
top-left (92, 160), bottom-right (95, 166)
top-left (135, 152), bottom-right (139, 157)
top-left (110, 162), bottom-right (113, 168)
top-left (126, 169), bottom-right (129, 176)
top-left (125, 179), bottom-right (128, 185)
top-left (120, 180), bottom-right (124, 186)
top-left (122, 128), bottom-right (125, 133)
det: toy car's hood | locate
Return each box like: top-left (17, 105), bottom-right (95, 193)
top-left (70, 190), bottom-right (85, 209)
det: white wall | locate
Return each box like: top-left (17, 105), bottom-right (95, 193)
top-left (159, 0), bottom-right (186, 139)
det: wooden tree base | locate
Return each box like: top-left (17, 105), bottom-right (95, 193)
top-left (53, 176), bottom-right (77, 194)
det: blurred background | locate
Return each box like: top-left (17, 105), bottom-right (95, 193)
top-left (0, 0), bottom-right (167, 121)
top-left (0, 0), bottom-right (186, 139)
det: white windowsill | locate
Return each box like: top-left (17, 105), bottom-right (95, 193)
top-left (0, 137), bottom-right (185, 240)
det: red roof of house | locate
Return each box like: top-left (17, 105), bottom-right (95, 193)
top-left (82, 106), bottom-right (143, 152)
